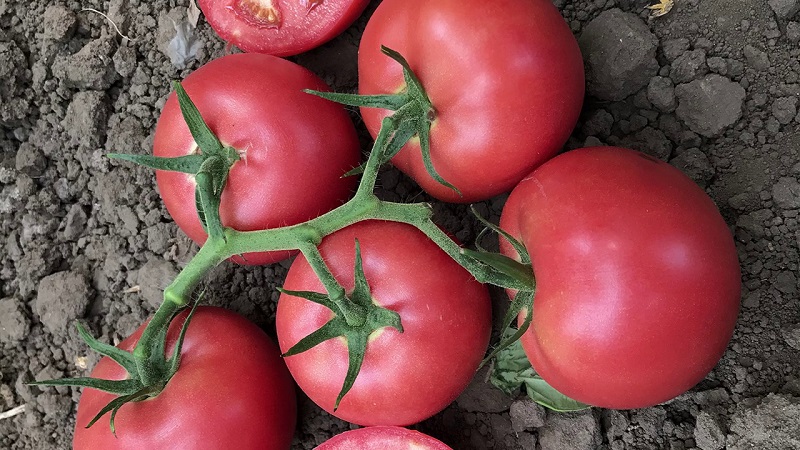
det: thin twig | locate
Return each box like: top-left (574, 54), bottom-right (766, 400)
top-left (0, 405), bottom-right (26, 421)
top-left (81, 8), bottom-right (136, 42)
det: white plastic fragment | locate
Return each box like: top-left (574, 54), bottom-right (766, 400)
top-left (0, 404), bottom-right (26, 421)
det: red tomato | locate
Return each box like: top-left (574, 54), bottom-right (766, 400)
top-left (198, 0), bottom-right (370, 56)
top-left (358, 0), bottom-right (585, 203)
top-left (73, 307), bottom-right (297, 449)
top-left (153, 53), bottom-right (360, 265)
top-left (316, 426), bottom-right (452, 450)
top-left (499, 147), bottom-right (741, 409)
top-left (276, 221), bottom-right (491, 425)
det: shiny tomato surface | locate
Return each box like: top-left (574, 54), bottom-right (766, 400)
top-left (316, 426), bottom-right (452, 450)
top-left (73, 307), bottom-right (297, 449)
top-left (153, 53), bottom-right (359, 265)
top-left (499, 147), bottom-right (741, 409)
top-left (277, 221), bottom-right (492, 425)
top-left (358, 0), bottom-right (585, 202)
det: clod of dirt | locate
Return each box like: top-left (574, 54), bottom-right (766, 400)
top-left (454, 368), bottom-right (513, 413)
top-left (34, 271), bottom-right (92, 333)
top-left (772, 96), bottom-right (798, 125)
top-left (579, 9), bottom-right (659, 101)
top-left (647, 76), bottom-right (677, 112)
top-left (743, 45), bottom-right (771, 72)
top-left (772, 176), bottom-right (800, 209)
top-left (0, 40), bottom-right (30, 126)
top-left (509, 397), bottom-right (546, 432)
top-left (675, 74), bottom-right (746, 137)
top-left (0, 297), bottom-right (29, 343)
top-left (51, 38), bottom-right (119, 90)
top-left (694, 411), bottom-right (726, 450)
top-left (671, 148), bottom-right (716, 187)
top-left (787, 21), bottom-right (800, 41)
top-left (538, 409), bottom-right (602, 450)
top-left (62, 91), bottom-right (110, 149)
top-left (40, 5), bottom-right (77, 43)
top-left (768, 0), bottom-right (800, 20)
top-left (726, 394), bottom-right (800, 449)
top-left (670, 49), bottom-right (709, 84)
top-left (136, 258), bottom-right (179, 309)
top-left (62, 204), bottom-right (87, 241)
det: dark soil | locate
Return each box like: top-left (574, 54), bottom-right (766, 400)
top-left (1, 0), bottom-right (799, 449)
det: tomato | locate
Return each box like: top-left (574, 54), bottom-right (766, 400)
top-left (276, 221), bottom-right (491, 425)
top-left (316, 426), bottom-right (452, 450)
top-left (198, 0), bottom-right (370, 57)
top-left (153, 53), bottom-right (360, 265)
top-left (498, 147), bottom-right (741, 409)
top-left (358, 0), bottom-right (585, 203)
top-left (73, 307), bottom-right (297, 449)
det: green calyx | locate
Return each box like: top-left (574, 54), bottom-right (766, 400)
top-left (490, 326), bottom-right (589, 412)
top-left (29, 302), bottom-right (200, 434)
top-left (34, 50), bottom-right (548, 433)
top-left (108, 81), bottom-right (239, 240)
top-left (280, 240), bottom-right (403, 410)
top-left (306, 46), bottom-right (460, 195)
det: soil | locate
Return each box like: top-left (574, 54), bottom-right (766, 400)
top-left (1, 0), bottom-right (799, 449)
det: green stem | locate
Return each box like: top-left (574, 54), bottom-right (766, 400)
top-left (298, 242), bottom-right (366, 327)
top-left (132, 235), bottom-right (228, 384)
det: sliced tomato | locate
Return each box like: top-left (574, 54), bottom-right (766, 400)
top-left (198, 0), bottom-right (370, 56)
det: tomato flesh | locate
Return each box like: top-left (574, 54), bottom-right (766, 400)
top-left (73, 307), bottom-right (297, 450)
top-left (499, 147), bottom-right (741, 409)
top-left (199, 0), bottom-right (370, 56)
top-left (316, 426), bottom-right (452, 450)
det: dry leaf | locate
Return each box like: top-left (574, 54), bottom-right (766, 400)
top-left (188, 0), bottom-right (202, 28)
top-left (646, 0), bottom-right (674, 18)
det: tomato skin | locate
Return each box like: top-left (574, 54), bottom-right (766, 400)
top-left (499, 147), bottom-right (741, 409)
top-left (316, 426), bottom-right (452, 450)
top-left (358, 0), bottom-right (585, 203)
top-left (153, 53), bottom-right (360, 265)
top-left (198, 0), bottom-right (370, 57)
top-left (276, 221), bottom-right (491, 426)
top-left (72, 307), bottom-right (297, 450)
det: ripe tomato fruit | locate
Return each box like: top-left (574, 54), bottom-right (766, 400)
top-left (73, 307), bottom-right (297, 450)
top-left (153, 53), bottom-right (360, 265)
top-left (316, 426), bottom-right (452, 450)
top-left (276, 221), bottom-right (491, 426)
top-left (198, 0), bottom-right (370, 56)
top-left (499, 147), bottom-right (741, 409)
top-left (358, 0), bottom-right (584, 203)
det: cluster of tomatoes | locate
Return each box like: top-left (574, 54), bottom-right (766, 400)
top-left (66, 0), bottom-right (742, 448)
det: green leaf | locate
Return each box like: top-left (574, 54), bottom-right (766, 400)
top-left (303, 90), bottom-right (408, 111)
top-left (489, 326), bottom-right (589, 412)
top-left (481, 290), bottom-right (534, 368)
top-left (336, 332), bottom-right (368, 410)
top-left (470, 205), bottom-right (531, 264)
top-left (525, 377), bottom-right (591, 412)
top-left (277, 288), bottom-right (337, 310)
top-left (28, 377), bottom-right (143, 396)
top-left (172, 81), bottom-right (223, 157)
top-left (417, 120), bottom-right (460, 195)
top-left (461, 248), bottom-right (534, 292)
top-left (194, 171), bottom-right (224, 240)
top-left (75, 322), bottom-right (139, 376)
top-left (108, 153), bottom-right (205, 174)
top-left (380, 46), bottom-right (429, 103)
top-left (281, 319), bottom-right (342, 357)
top-left (167, 297), bottom-right (202, 374)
